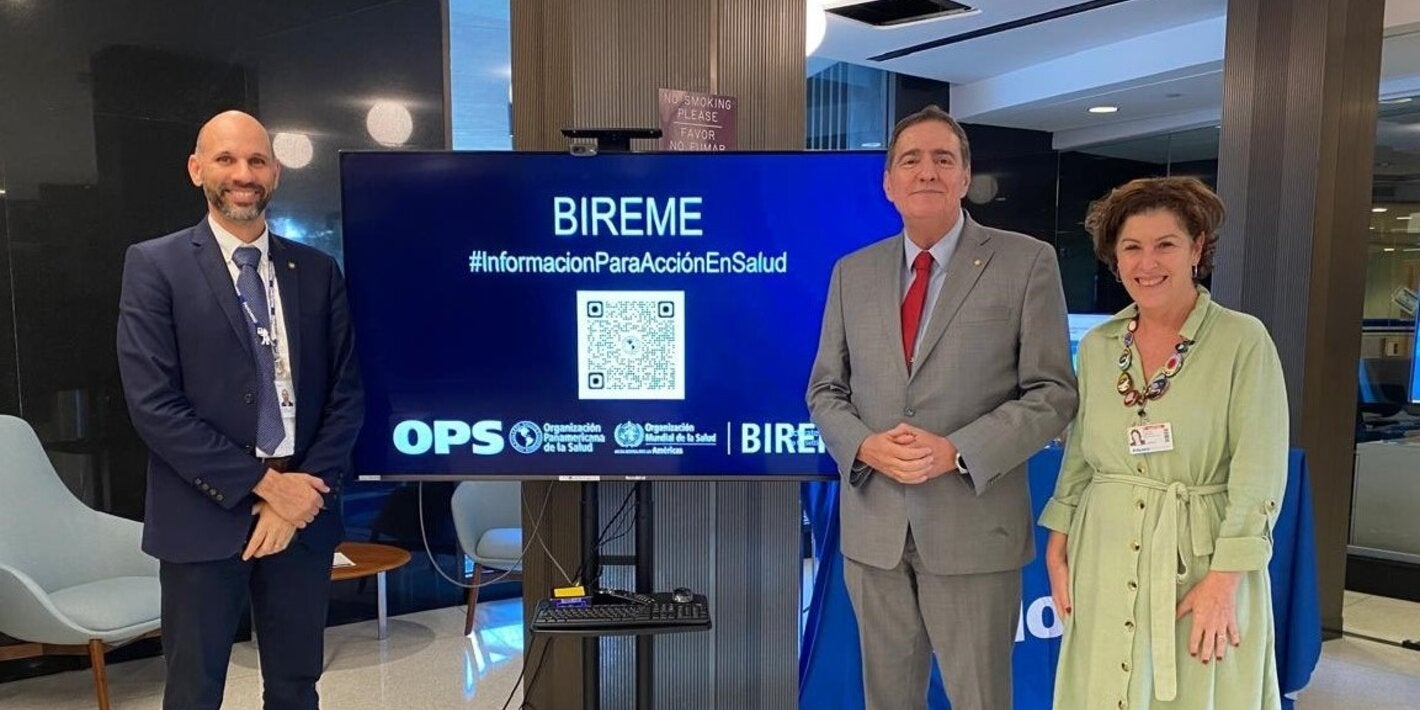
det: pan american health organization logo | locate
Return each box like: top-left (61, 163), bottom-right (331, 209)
top-left (508, 420), bottom-right (544, 454)
top-left (391, 418), bottom-right (606, 455)
top-left (614, 421), bottom-right (645, 448)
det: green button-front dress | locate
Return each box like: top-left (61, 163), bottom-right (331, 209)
top-left (1040, 287), bottom-right (1287, 709)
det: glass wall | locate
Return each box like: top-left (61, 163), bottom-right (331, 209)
top-left (806, 61), bottom-right (890, 151)
top-left (1350, 94), bottom-right (1420, 594)
top-left (449, 0), bottom-right (513, 149)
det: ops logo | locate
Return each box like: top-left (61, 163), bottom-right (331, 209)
top-left (392, 420), bottom-right (504, 455)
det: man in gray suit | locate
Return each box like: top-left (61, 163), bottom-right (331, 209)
top-left (807, 105), bottom-right (1077, 710)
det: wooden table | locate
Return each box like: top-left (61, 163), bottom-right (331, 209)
top-left (332, 542), bottom-right (411, 640)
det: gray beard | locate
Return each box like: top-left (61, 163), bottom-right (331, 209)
top-left (206, 185), bottom-right (270, 222)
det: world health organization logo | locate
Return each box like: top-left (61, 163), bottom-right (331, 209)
top-left (614, 421), bottom-right (644, 448)
top-left (508, 420), bottom-right (543, 454)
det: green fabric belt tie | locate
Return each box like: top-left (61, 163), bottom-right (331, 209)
top-left (1092, 472), bottom-right (1228, 702)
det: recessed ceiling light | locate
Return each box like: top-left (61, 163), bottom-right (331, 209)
top-left (1088, 106), bottom-right (1118, 114)
top-left (1373, 207), bottom-right (1389, 213)
top-left (1384, 247), bottom-right (1397, 252)
top-left (1382, 97), bottom-right (1413, 104)
top-left (1399, 216), bottom-right (1412, 220)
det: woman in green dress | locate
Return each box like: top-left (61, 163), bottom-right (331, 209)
top-left (1040, 177), bottom-right (1288, 709)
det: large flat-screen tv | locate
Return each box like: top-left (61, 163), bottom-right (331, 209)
top-left (340, 151), bottom-right (1077, 480)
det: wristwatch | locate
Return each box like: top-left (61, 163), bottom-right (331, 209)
top-left (955, 452), bottom-right (969, 473)
top-left (849, 459), bottom-right (872, 485)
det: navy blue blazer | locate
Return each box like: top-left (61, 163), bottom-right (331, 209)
top-left (117, 219), bottom-right (364, 563)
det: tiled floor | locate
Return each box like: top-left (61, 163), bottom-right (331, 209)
top-left (1294, 636), bottom-right (1420, 710)
top-left (2, 592), bottom-right (1418, 708)
top-left (0, 602), bottom-right (526, 710)
top-left (1340, 590), bottom-right (1420, 645)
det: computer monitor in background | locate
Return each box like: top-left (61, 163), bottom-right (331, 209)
top-left (1362, 356), bottom-right (1412, 416)
top-left (1066, 313), bottom-right (1111, 371)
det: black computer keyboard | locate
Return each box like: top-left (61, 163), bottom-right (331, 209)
top-left (531, 593), bottom-right (711, 635)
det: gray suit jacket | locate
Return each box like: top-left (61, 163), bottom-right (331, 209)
top-left (807, 214), bottom-right (1078, 575)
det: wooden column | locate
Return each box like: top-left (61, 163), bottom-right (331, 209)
top-left (509, 2), bottom-right (807, 706)
top-left (1212, 0), bottom-right (1384, 634)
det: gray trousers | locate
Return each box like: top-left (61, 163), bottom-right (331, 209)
top-left (843, 531), bottom-right (1022, 710)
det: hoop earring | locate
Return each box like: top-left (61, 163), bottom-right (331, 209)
top-left (1192, 264), bottom-right (1199, 280)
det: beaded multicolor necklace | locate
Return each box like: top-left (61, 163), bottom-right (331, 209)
top-left (1115, 316), bottom-right (1193, 418)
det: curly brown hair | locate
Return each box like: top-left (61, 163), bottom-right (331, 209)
top-left (1084, 176), bottom-right (1224, 279)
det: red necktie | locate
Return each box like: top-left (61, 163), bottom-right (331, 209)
top-left (901, 251), bottom-right (934, 372)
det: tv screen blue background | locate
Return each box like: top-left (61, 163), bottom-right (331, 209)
top-left (340, 152), bottom-right (1092, 479)
top-left (341, 151), bottom-right (905, 478)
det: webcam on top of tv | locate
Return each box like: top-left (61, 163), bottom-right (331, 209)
top-left (561, 128), bottom-right (662, 155)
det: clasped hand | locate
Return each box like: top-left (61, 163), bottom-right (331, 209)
top-left (857, 423), bottom-right (958, 484)
top-left (244, 501), bottom-right (297, 560)
top-left (253, 469), bottom-right (329, 528)
top-left (243, 469), bottom-right (329, 560)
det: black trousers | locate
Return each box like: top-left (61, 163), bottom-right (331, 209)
top-left (159, 537), bottom-right (333, 710)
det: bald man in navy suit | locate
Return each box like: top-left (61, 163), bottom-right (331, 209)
top-left (118, 110), bottom-right (363, 709)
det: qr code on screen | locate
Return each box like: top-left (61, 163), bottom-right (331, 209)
top-left (576, 291), bottom-right (685, 400)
